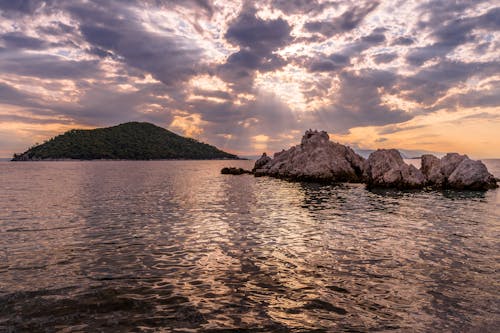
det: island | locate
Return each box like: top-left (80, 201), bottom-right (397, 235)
top-left (222, 130), bottom-right (498, 191)
top-left (12, 122), bottom-right (239, 161)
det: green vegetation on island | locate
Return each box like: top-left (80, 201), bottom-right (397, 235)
top-left (12, 122), bottom-right (239, 161)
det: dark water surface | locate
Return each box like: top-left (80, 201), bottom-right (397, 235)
top-left (1, 160), bottom-right (499, 332)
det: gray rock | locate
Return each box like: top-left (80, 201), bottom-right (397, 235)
top-left (252, 152), bottom-right (272, 174)
top-left (447, 159), bottom-right (497, 190)
top-left (221, 167), bottom-right (252, 175)
top-left (440, 153), bottom-right (468, 178)
top-left (364, 149), bottom-right (426, 189)
top-left (421, 154), bottom-right (444, 186)
top-left (420, 153), bottom-right (497, 190)
top-left (246, 130), bottom-right (498, 191)
top-left (253, 130), bottom-right (365, 182)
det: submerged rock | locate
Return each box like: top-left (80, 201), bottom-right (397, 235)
top-left (220, 167), bottom-right (252, 175)
top-left (364, 149), bottom-right (425, 189)
top-left (421, 153), bottom-right (497, 190)
top-left (253, 130), bottom-right (365, 182)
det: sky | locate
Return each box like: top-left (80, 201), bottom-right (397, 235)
top-left (0, 0), bottom-right (499, 158)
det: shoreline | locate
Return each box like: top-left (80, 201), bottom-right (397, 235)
top-left (8, 157), bottom-right (246, 162)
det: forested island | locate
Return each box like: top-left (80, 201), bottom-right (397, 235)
top-left (12, 122), bottom-right (238, 160)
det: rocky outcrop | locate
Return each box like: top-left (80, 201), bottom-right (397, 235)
top-left (364, 149), bottom-right (426, 189)
top-left (421, 153), bottom-right (497, 190)
top-left (221, 129), bottom-right (498, 191)
top-left (252, 153), bottom-right (272, 175)
top-left (421, 154), bottom-right (444, 187)
top-left (221, 167), bottom-right (252, 175)
top-left (440, 153), bottom-right (468, 178)
top-left (252, 130), bottom-right (365, 182)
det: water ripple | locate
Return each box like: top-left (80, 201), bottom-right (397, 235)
top-left (0, 160), bottom-right (499, 332)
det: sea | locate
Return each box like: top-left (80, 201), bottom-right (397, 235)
top-left (0, 159), bottom-right (499, 332)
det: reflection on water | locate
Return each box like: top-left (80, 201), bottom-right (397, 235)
top-left (0, 160), bottom-right (499, 332)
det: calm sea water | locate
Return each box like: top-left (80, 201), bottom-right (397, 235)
top-left (0, 160), bottom-right (499, 332)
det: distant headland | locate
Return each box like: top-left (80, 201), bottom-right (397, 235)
top-left (12, 122), bottom-right (239, 161)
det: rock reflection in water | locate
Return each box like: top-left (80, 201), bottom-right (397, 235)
top-left (0, 160), bottom-right (499, 332)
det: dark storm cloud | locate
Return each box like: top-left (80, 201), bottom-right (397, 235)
top-left (432, 84), bottom-right (500, 111)
top-left (190, 93), bottom-right (300, 153)
top-left (66, 1), bottom-right (204, 87)
top-left (144, 0), bottom-right (214, 17)
top-left (47, 82), bottom-right (179, 127)
top-left (2, 0), bottom-right (207, 86)
top-left (218, 4), bottom-right (292, 91)
top-left (391, 36), bottom-right (414, 46)
top-left (0, 0), bottom-right (215, 17)
top-left (416, 0), bottom-right (490, 27)
top-left (0, 0), bottom-right (499, 157)
top-left (373, 52), bottom-right (397, 64)
top-left (0, 82), bottom-right (38, 107)
top-left (191, 88), bottom-right (232, 100)
top-left (0, 0), bottom-right (53, 15)
top-left (303, 2), bottom-right (379, 38)
top-left (400, 60), bottom-right (500, 106)
top-left (0, 113), bottom-right (73, 125)
top-left (342, 28), bottom-right (386, 54)
top-left (0, 32), bottom-right (49, 50)
top-left (270, 0), bottom-right (337, 15)
top-left (0, 52), bottom-right (100, 79)
top-left (38, 22), bottom-right (76, 36)
top-left (225, 6), bottom-right (291, 53)
top-left (308, 53), bottom-right (350, 72)
top-left (312, 69), bottom-right (412, 132)
top-left (307, 29), bottom-right (386, 72)
top-left (407, 4), bottom-right (500, 66)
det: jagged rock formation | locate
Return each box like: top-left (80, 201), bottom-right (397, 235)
top-left (222, 130), bottom-right (498, 191)
top-left (421, 153), bottom-right (497, 190)
top-left (252, 153), bottom-right (272, 175)
top-left (421, 154), bottom-right (444, 187)
top-left (364, 149), bottom-right (426, 189)
top-left (252, 130), bottom-right (365, 182)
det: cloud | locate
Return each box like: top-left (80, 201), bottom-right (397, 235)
top-left (378, 124), bottom-right (428, 135)
top-left (0, 0), bottom-right (53, 15)
top-left (391, 36), bottom-right (414, 46)
top-left (270, 0), bottom-right (337, 15)
top-left (182, 89), bottom-right (300, 153)
top-left (433, 84), bottom-right (500, 111)
top-left (67, 2), bottom-right (204, 87)
top-left (312, 69), bottom-right (412, 132)
top-left (0, 0), bottom-right (499, 157)
top-left (0, 82), bottom-right (37, 107)
top-left (303, 2), bottom-right (379, 38)
top-left (373, 52), bottom-right (397, 64)
top-left (225, 5), bottom-right (291, 53)
top-left (0, 32), bottom-right (49, 50)
top-left (218, 4), bottom-right (292, 91)
top-left (400, 60), bottom-right (500, 105)
top-left (147, 0), bottom-right (215, 17)
top-left (308, 53), bottom-right (351, 72)
top-left (407, 4), bottom-right (500, 66)
top-left (0, 52), bottom-right (100, 79)
top-left (307, 28), bottom-right (386, 72)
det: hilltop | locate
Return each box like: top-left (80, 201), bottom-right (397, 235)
top-left (12, 122), bottom-right (238, 161)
